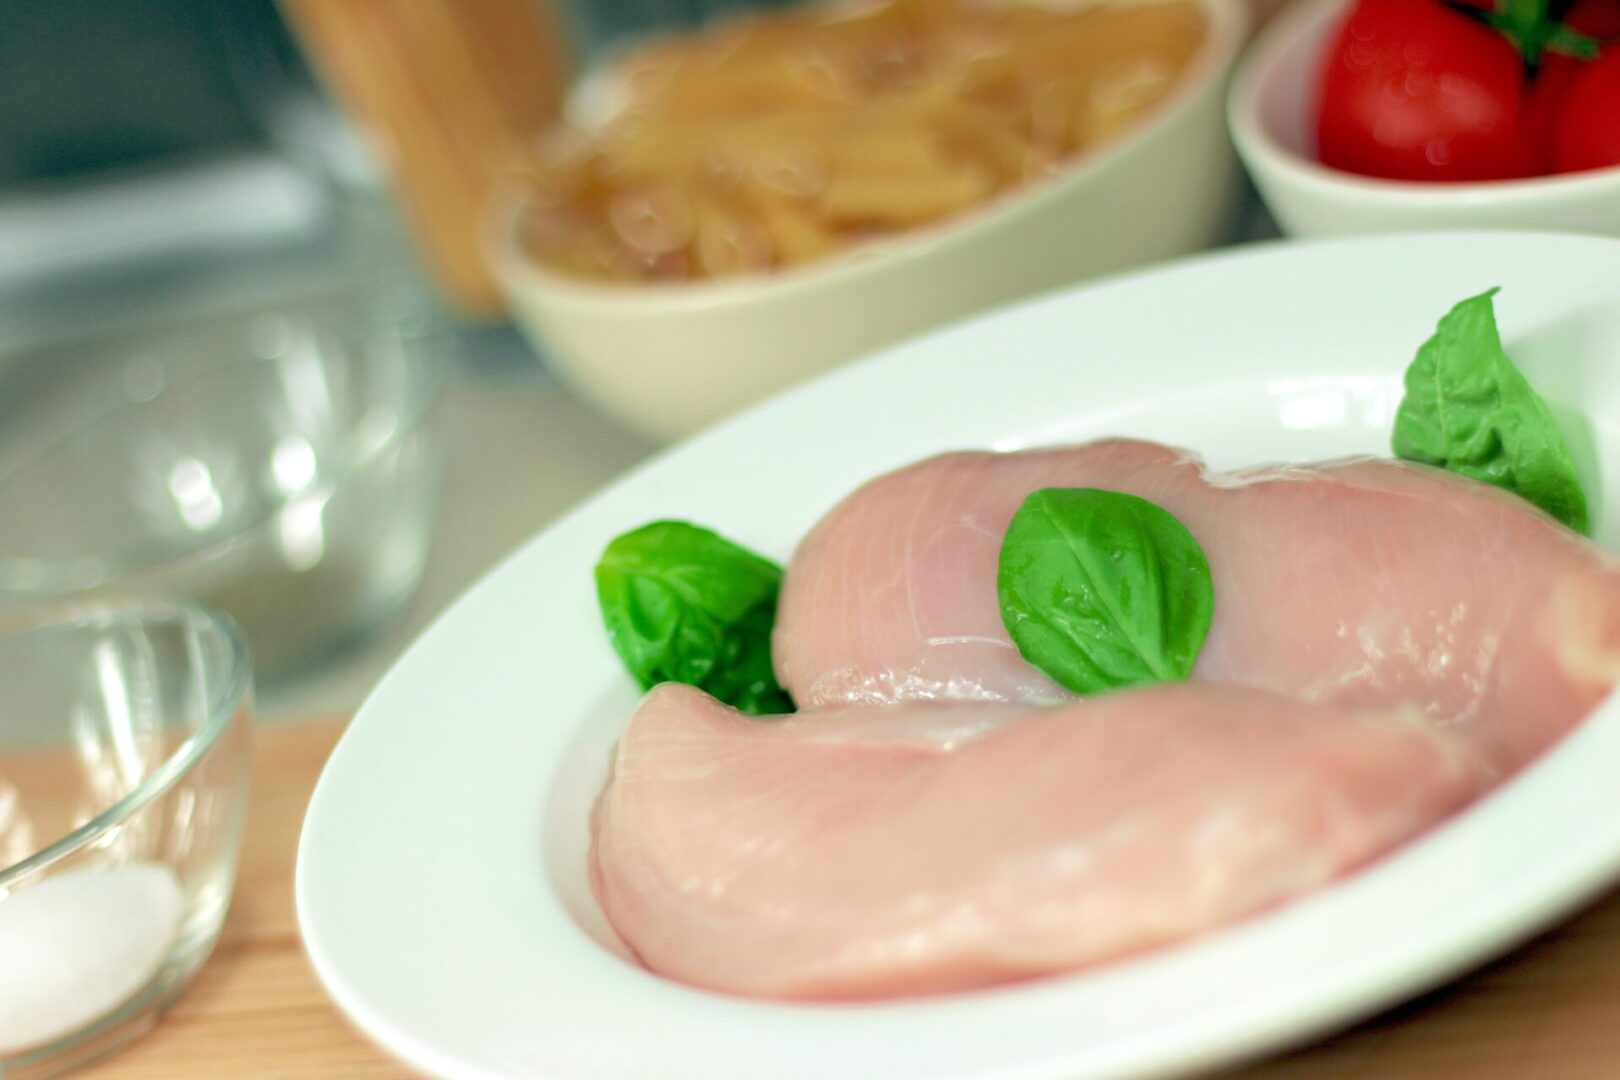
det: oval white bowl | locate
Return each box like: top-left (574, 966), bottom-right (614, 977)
top-left (302, 231), bottom-right (1620, 1080)
top-left (1229, 0), bottom-right (1620, 239)
top-left (492, 0), bottom-right (1249, 442)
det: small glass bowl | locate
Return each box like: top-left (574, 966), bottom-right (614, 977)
top-left (0, 599), bottom-right (252, 1078)
top-left (0, 284), bottom-right (440, 683)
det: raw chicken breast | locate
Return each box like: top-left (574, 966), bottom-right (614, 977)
top-left (774, 440), bottom-right (1620, 773)
top-left (592, 682), bottom-right (1486, 1000)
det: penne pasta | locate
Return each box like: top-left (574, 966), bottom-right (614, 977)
top-left (820, 162), bottom-right (994, 225)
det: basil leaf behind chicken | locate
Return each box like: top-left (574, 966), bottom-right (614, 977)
top-left (1393, 288), bottom-right (1588, 534)
top-left (595, 520), bottom-right (793, 715)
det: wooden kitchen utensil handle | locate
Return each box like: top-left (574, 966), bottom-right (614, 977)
top-left (280, 0), bottom-right (570, 317)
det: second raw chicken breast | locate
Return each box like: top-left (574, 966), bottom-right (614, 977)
top-left (592, 682), bottom-right (1486, 1000)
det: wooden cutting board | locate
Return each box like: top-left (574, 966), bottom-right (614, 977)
top-left (73, 718), bottom-right (1620, 1079)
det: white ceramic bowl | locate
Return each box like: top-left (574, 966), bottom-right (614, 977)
top-left (1229, 0), bottom-right (1620, 239)
top-left (492, 0), bottom-right (1248, 443)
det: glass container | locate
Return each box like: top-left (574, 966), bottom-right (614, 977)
top-left (0, 281), bottom-right (440, 684)
top-left (0, 600), bottom-right (253, 1078)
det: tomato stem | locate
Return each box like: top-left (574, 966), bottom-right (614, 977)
top-left (1445, 0), bottom-right (1603, 73)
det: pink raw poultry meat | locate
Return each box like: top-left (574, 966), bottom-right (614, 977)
top-left (592, 682), bottom-right (1487, 1000)
top-left (773, 440), bottom-right (1620, 774)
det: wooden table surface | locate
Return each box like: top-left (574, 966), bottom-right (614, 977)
top-left (74, 717), bottom-right (1620, 1079)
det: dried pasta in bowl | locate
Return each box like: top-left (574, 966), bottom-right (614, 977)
top-left (512, 0), bottom-right (1207, 284)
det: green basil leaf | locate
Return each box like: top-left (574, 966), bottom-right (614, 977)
top-left (595, 520), bottom-right (792, 715)
top-left (1392, 288), bottom-right (1588, 534)
top-left (997, 488), bottom-right (1214, 695)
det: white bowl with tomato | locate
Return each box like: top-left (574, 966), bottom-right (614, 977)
top-left (1229, 0), bottom-right (1620, 237)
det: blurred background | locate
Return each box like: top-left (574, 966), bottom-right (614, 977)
top-left (0, 0), bottom-right (668, 716)
top-left (0, 0), bottom-right (1288, 718)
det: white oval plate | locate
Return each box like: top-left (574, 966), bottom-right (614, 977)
top-left (299, 233), bottom-right (1620, 1080)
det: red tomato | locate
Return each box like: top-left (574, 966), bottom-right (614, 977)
top-left (1549, 48), bottom-right (1620, 172)
top-left (1561, 0), bottom-right (1620, 36)
top-left (1531, 2), bottom-right (1620, 172)
top-left (1316, 0), bottom-right (1541, 181)
top-left (1530, 57), bottom-right (1581, 170)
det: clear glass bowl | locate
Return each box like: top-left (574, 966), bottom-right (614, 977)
top-left (0, 282), bottom-right (440, 683)
top-left (0, 599), bottom-right (252, 1078)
